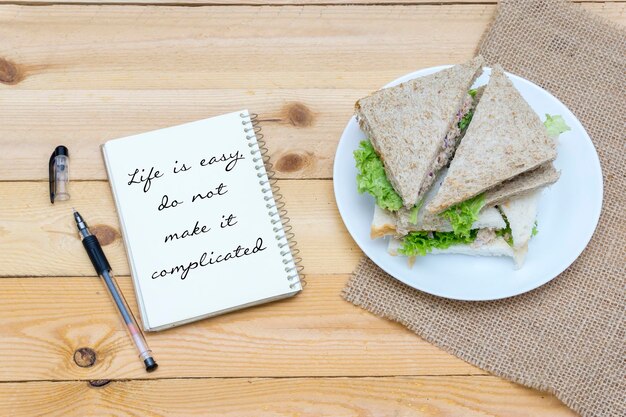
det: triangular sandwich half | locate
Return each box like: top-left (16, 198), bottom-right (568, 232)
top-left (355, 55), bottom-right (484, 209)
top-left (426, 64), bottom-right (557, 214)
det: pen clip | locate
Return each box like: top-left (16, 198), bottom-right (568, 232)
top-left (49, 151), bottom-right (56, 204)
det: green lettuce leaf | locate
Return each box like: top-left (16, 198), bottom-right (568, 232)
top-left (439, 194), bottom-right (486, 238)
top-left (532, 221), bottom-right (538, 237)
top-left (458, 109), bottom-right (474, 131)
top-left (408, 199), bottom-right (424, 224)
top-left (354, 140), bottom-right (403, 211)
top-left (544, 114), bottom-right (570, 137)
top-left (399, 230), bottom-right (478, 257)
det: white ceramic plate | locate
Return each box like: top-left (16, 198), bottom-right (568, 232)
top-left (333, 66), bottom-right (603, 301)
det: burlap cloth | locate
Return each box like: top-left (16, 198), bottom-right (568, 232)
top-left (342, 1), bottom-right (625, 416)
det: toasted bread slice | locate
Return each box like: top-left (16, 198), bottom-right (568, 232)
top-left (355, 56), bottom-right (484, 208)
top-left (426, 65), bottom-right (557, 214)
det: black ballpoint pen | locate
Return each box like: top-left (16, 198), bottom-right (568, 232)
top-left (73, 209), bottom-right (158, 372)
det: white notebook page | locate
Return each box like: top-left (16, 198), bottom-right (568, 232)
top-left (103, 110), bottom-right (300, 331)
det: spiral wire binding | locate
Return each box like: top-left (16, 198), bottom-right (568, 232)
top-left (241, 112), bottom-right (306, 289)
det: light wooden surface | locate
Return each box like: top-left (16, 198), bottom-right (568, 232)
top-left (1, 1), bottom-right (622, 416)
top-left (1, 4), bottom-right (624, 182)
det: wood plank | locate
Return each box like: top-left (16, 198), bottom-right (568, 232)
top-left (0, 180), bottom-right (360, 277)
top-left (0, 377), bottom-right (575, 417)
top-left (0, 4), bottom-right (492, 90)
top-left (0, 4), bottom-right (623, 91)
top-left (0, 275), bottom-right (481, 381)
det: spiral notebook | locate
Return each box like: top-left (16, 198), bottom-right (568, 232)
top-left (102, 110), bottom-right (303, 331)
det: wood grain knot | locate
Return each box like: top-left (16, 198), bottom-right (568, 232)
top-left (0, 58), bottom-right (22, 85)
top-left (275, 151), bottom-right (313, 173)
top-left (91, 224), bottom-right (120, 246)
top-left (89, 380), bottom-right (111, 388)
top-left (74, 347), bottom-right (97, 367)
top-left (284, 103), bottom-right (314, 127)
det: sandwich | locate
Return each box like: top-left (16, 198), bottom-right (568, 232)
top-left (426, 65), bottom-right (564, 218)
top-left (386, 185), bottom-right (545, 269)
top-left (379, 167), bottom-right (529, 267)
top-left (354, 55), bottom-right (485, 211)
top-left (355, 59), bottom-right (571, 269)
top-left (388, 66), bottom-right (570, 268)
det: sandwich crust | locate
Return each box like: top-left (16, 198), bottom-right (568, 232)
top-left (483, 162), bottom-right (559, 207)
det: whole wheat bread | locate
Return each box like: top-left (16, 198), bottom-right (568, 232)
top-left (355, 56), bottom-right (484, 208)
top-left (426, 65), bottom-right (557, 213)
top-left (483, 162), bottom-right (559, 207)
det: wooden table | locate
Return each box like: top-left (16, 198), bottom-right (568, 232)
top-left (0, 1), bottom-right (623, 415)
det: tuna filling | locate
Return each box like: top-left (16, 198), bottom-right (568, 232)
top-left (417, 92), bottom-right (477, 198)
